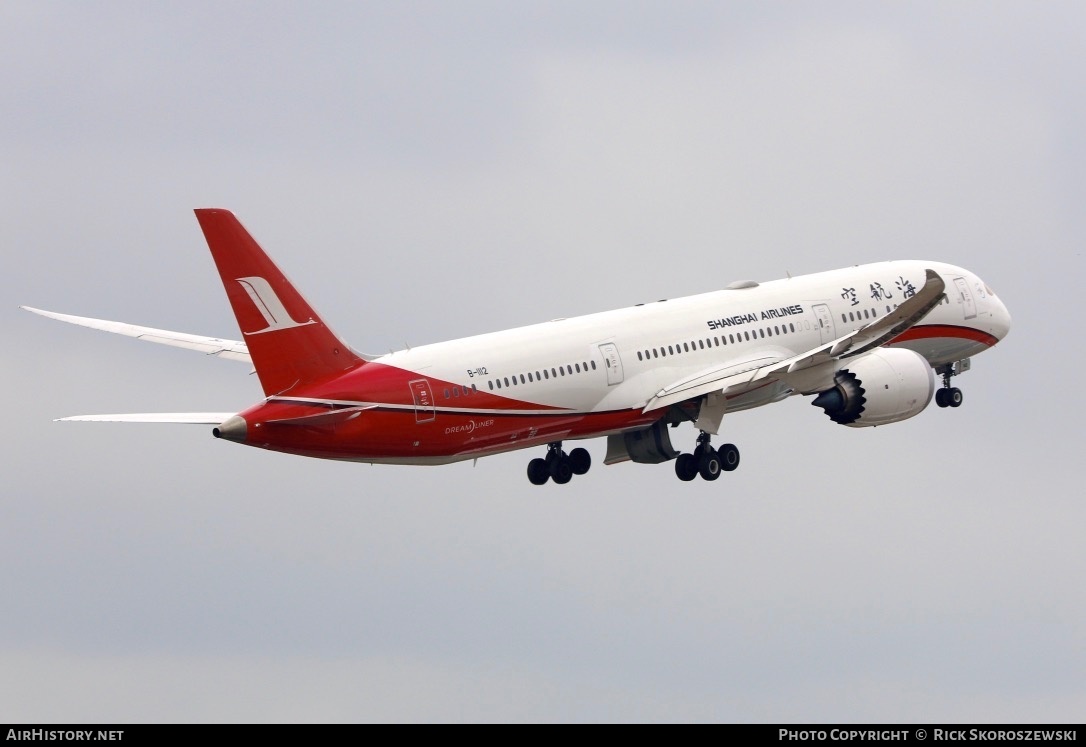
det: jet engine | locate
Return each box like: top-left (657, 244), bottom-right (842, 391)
top-left (811, 348), bottom-right (935, 427)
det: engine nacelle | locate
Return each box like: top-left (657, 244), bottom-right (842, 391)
top-left (811, 348), bottom-right (935, 427)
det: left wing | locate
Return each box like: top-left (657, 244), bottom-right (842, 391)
top-left (644, 269), bottom-right (947, 412)
top-left (21, 306), bottom-right (252, 362)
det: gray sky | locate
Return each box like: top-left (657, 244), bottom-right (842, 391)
top-left (3, 1), bottom-right (1083, 722)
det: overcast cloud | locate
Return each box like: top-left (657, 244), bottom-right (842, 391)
top-left (2, 1), bottom-right (1083, 722)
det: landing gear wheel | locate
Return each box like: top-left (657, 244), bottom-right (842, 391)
top-left (675, 453), bottom-right (698, 482)
top-left (936, 363), bottom-right (968, 410)
top-left (527, 458), bottom-right (549, 485)
top-left (568, 447), bottom-right (591, 475)
top-left (717, 443), bottom-right (740, 472)
top-left (550, 456), bottom-right (573, 484)
top-left (948, 387), bottom-right (963, 408)
top-left (697, 451), bottom-right (721, 481)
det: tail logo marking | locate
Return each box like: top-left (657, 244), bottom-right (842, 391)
top-left (236, 276), bottom-right (316, 335)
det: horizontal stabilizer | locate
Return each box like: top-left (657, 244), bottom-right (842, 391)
top-left (21, 306), bottom-right (252, 363)
top-left (56, 413), bottom-right (236, 424)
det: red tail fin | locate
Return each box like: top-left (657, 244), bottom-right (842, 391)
top-left (194, 208), bottom-right (363, 396)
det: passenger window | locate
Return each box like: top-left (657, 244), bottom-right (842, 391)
top-left (590, 361), bottom-right (596, 370)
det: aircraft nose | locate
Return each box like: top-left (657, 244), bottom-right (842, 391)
top-left (989, 293), bottom-right (1012, 342)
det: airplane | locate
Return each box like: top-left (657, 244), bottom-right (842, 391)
top-left (23, 209), bottom-right (1012, 485)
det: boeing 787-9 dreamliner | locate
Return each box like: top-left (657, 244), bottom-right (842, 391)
top-left (24, 209), bottom-right (1011, 485)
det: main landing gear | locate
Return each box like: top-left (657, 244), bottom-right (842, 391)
top-left (934, 362), bottom-right (965, 408)
top-left (527, 442), bottom-right (591, 485)
top-left (674, 431), bottom-right (740, 483)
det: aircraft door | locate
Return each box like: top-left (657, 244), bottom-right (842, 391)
top-left (408, 379), bottom-right (436, 423)
top-left (953, 277), bottom-right (977, 320)
top-left (812, 303), bottom-right (835, 344)
top-left (598, 343), bottom-right (624, 385)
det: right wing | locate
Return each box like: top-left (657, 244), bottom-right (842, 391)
top-left (643, 268), bottom-right (948, 412)
top-left (21, 306), bottom-right (252, 363)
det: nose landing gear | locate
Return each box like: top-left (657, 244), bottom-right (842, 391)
top-left (935, 361), bottom-right (968, 408)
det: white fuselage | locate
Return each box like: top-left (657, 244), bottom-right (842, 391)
top-left (375, 260), bottom-right (1009, 419)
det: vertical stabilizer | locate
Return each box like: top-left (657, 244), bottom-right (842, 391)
top-left (194, 208), bottom-right (363, 396)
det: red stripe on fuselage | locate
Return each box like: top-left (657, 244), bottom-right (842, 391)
top-left (890, 324), bottom-right (999, 348)
top-left (233, 359), bottom-right (633, 461)
top-left (239, 400), bottom-right (658, 462)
